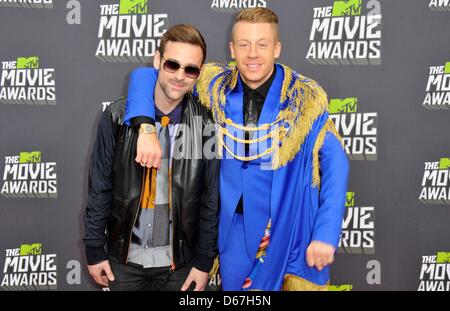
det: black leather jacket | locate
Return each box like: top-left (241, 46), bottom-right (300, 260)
top-left (83, 94), bottom-right (219, 272)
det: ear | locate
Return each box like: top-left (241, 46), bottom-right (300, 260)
top-left (229, 42), bottom-right (236, 59)
top-left (274, 41), bottom-right (282, 59)
top-left (153, 50), bottom-right (161, 69)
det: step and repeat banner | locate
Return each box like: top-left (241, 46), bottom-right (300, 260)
top-left (0, 0), bottom-right (449, 291)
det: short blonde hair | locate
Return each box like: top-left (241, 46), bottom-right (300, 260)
top-left (232, 8), bottom-right (279, 41)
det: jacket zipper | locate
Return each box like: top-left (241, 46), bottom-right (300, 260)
top-left (169, 140), bottom-right (176, 272)
top-left (169, 163), bottom-right (176, 272)
top-left (170, 122), bottom-right (185, 272)
top-left (125, 166), bottom-right (147, 264)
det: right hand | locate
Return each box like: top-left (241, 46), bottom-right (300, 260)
top-left (87, 260), bottom-right (115, 287)
top-left (305, 241), bottom-right (335, 272)
top-left (135, 132), bottom-right (162, 169)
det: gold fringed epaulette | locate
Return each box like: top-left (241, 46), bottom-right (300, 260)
top-left (196, 63), bottom-right (238, 111)
top-left (272, 65), bottom-right (329, 169)
top-left (311, 118), bottom-right (344, 188)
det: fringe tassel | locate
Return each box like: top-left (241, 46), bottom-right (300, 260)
top-left (311, 118), bottom-right (344, 188)
top-left (209, 256), bottom-right (220, 278)
top-left (272, 65), bottom-right (329, 169)
top-left (197, 63), bottom-right (237, 111)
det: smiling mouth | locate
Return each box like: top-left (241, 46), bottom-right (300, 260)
top-left (246, 64), bottom-right (261, 70)
top-left (170, 82), bottom-right (185, 89)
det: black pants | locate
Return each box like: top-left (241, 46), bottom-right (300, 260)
top-left (108, 256), bottom-right (192, 291)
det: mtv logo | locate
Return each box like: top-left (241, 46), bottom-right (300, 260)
top-left (119, 0), bottom-right (148, 14)
top-left (436, 252), bottom-right (450, 263)
top-left (20, 243), bottom-right (42, 256)
top-left (445, 62), bottom-right (450, 74)
top-left (346, 192), bottom-right (355, 207)
top-left (328, 285), bottom-right (353, 291)
top-left (16, 56), bottom-right (39, 69)
top-left (332, 0), bottom-right (362, 16)
top-left (19, 151), bottom-right (42, 163)
top-left (329, 98), bottom-right (358, 114)
top-left (439, 158), bottom-right (450, 170)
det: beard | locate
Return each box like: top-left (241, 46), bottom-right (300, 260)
top-left (159, 78), bottom-right (191, 102)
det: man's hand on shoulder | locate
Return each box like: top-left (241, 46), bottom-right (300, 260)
top-left (135, 123), bottom-right (162, 169)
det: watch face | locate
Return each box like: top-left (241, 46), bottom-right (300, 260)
top-left (144, 125), bottom-right (155, 133)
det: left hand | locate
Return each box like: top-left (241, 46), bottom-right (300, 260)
top-left (181, 267), bottom-right (209, 291)
top-left (306, 241), bottom-right (336, 272)
top-left (135, 131), bottom-right (162, 169)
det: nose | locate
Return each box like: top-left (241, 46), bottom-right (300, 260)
top-left (174, 68), bottom-right (185, 80)
top-left (248, 44), bottom-right (258, 58)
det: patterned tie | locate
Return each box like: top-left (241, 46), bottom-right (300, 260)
top-left (245, 96), bottom-right (258, 128)
top-left (245, 91), bottom-right (260, 156)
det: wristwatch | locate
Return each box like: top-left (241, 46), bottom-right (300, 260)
top-left (139, 124), bottom-right (157, 134)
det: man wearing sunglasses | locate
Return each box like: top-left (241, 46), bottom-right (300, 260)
top-left (124, 8), bottom-right (349, 291)
top-left (83, 24), bottom-right (219, 291)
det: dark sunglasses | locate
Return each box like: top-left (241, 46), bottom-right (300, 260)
top-left (162, 56), bottom-right (201, 79)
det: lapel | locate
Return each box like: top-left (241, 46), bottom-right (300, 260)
top-left (257, 64), bottom-right (284, 125)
